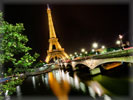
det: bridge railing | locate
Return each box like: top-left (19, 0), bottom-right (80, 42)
top-left (92, 48), bottom-right (133, 59)
top-left (71, 48), bottom-right (133, 62)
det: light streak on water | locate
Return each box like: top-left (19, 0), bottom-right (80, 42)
top-left (41, 74), bottom-right (45, 83)
top-left (88, 86), bottom-right (96, 98)
top-left (16, 86), bottom-right (21, 96)
top-left (66, 72), bottom-right (70, 83)
top-left (80, 82), bottom-right (86, 93)
top-left (44, 74), bottom-right (49, 86)
top-left (104, 94), bottom-right (112, 100)
top-left (5, 90), bottom-right (10, 100)
top-left (32, 76), bottom-right (36, 89)
top-left (74, 74), bottom-right (80, 89)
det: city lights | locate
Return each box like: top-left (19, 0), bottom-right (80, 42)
top-left (92, 49), bottom-right (95, 52)
top-left (101, 45), bottom-right (105, 49)
top-left (119, 34), bottom-right (123, 39)
top-left (70, 54), bottom-right (73, 57)
top-left (92, 43), bottom-right (98, 49)
top-left (85, 51), bottom-right (88, 54)
top-left (116, 40), bottom-right (121, 45)
top-left (74, 52), bottom-right (77, 55)
top-left (81, 48), bottom-right (85, 52)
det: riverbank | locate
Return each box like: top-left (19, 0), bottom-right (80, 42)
top-left (26, 67), bottom-right (59, 76)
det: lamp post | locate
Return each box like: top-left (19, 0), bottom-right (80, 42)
top-left (81, 48), bottom-right (86, 57)
top-left (119, 34), bottom-right (124, 50)
top-left (81, 48), bottom-right (85, 53)
top-left (92, 49), bottom-right (95, 52)
top-left (74, 52), bottom-right (77, 55)
top-left (116, 40), bottom-right (121, 46)
top-left (74, 52), bottom-right (78, 57)
top-left (92, 42), bottom-right (98, 54)
top-left (85, 51), bottom-right (88, 54)
top-left (101, 45), bottom-right (105, 49)
top-left (69, 54), bottom-right (73, 60)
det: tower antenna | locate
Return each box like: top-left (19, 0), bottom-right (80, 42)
top-left (47, 4), bottom-right (50, 9)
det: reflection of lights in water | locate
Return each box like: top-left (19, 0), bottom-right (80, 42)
top-left (16, 86), bottom-right (21, 96)
top-left (5, 96), bottom-right (10, 100)
top-left (80, 82), bottom-right (86, 93)
top-left (74, 74), bottom-right (80, 89)
top-left (69, 77), bottom-right (74, 86)
top-left (89, 81), bottom-right (104, 96)
top-left (5, 90), bottom-right (11, 100)
top-left (48, 72), bottom-right (70, 100)
top-left (41, 74), bottom-right (45, 83)
top-left (55, 70), bottom-right (61, 83)
top-left (66, 72), bottom-right (70, 83)
top-left (5, 90), bottom-right (9, 96)
top-left (32, 76), bottom-right (36, 89)
top-left (88, 87), bottom-right (96, 98)
top-left (61, 70), bottom-right (65, 80)
top-left (104, 94), bottom-right (112, 100)
top-left (95, 86), bottom-right (102, 96)
top-left (44, 74), bottom-right (49, 86)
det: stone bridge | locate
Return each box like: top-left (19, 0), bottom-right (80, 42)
top-left (61, 56), bottom-right (133, 71)
top-left (60, 48), bottom-right (133, 71)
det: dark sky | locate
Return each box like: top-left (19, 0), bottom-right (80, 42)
top-left (4, 4), bottom-right (129, 60)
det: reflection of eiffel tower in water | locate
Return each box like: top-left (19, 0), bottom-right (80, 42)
top-left (45, 5), bottom-right (69, 63)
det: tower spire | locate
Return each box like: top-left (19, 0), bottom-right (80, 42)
top-left (47, 4), bottom-right (50, 10)
top-left (47, 4), bottom-right (56, 38)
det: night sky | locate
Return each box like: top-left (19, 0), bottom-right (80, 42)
top-left (4, 4), bottom-right (129, 60)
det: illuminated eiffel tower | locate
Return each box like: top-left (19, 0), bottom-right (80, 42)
top-left (45, 5), bottom-right (69, 63)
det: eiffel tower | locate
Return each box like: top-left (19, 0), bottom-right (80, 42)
top-left (45, 5), bottom-right (69, 63)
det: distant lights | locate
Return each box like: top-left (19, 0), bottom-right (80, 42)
top-left (85, 51), bottom-right (88, 54)
top-left (101, 45), bottom-right (105, 49)
top-left (81, 48), bottom-right (85, 52)
top-left (70, 54), bottom-right (73, 57)
top-left (92, 43), bottom-right (98, 48)
top-left (119, 34), bottom-right (123, 39)
top-left (116, 40), bottom-right (121, 45)
top-left (92, 49), bottom-right (95, 52)
top-left (74, 52), bottom-right (77, 55)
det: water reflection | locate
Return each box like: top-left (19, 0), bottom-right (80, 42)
top-left (32, 76), bottom-right (36, 89)
top-left (47, 69), bottom-right (112, 100)
top-left (89, 81), bottom-right (104, 96)
top-left (48, 71), bottom-right (70, 100)
top-left (41, 74), bottom-right (45, 84)
top-left (16, 86), bottom-right (21, 97)
top-left (16, 86), bottom-right (22, 100)
top-left (5, 90), bottom-right (11, 100)
top-left (74, 74), bottom-right (80, 89)
top-left (5, 95), bottom-right (11, 100)
top-left (14, 65), bottom-right (129, 100)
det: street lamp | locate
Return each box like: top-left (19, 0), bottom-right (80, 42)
top-left (101, 45), bottom-right (105, 49)
top-left (70, 54), bottom-right (73, 57)
top-left (92, 42), bottom-right (98, 55)
top-left (74, 52), bottom-right (77, 55)
top-left (116, 40), bottom-right (121, 45)
top-left (85, 51), bottom-right (88, 54)
top-left (92, 42), bottom-right (98, 49)
top-left (92, 49), bottom-right (95, 52)
top-left (81, 48), bottom-right (85, 52)
top-left (119, 34), bottom-right (124, 49)
top-left (119, 34), bottom-right (123, 39)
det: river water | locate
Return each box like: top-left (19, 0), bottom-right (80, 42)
top-left (8, 63), bottom-right (133, 100)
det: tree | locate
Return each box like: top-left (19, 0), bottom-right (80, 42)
top-left (0, 12), bottom-right (39, 74)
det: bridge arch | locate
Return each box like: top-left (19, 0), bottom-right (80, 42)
top-left (66, 64), bottom-right (73, 71)
top-left (75, 64), bottom-right (90, 72)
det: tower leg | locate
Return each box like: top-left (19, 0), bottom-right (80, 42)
top-left (45, 54), bottom-right (51, 63)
